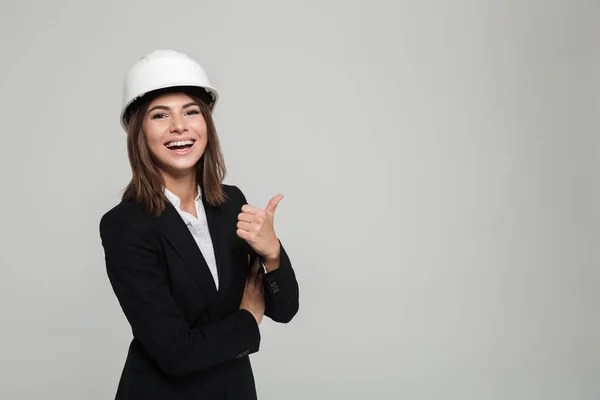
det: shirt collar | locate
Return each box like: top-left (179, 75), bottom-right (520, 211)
top-left (163, 185), bottom-right (202, 209)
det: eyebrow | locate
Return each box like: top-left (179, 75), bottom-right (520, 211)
top-left (147, 102), bottom-right (199, 114)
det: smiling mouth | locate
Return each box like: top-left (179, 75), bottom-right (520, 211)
top-left (165, 139), bottom-right (195, 150)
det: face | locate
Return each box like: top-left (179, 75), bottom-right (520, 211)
top-left (142, 92), bottom-right (208, 178)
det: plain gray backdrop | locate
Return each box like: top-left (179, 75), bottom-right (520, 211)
top-left (1, 0), bottom-right (599, 399)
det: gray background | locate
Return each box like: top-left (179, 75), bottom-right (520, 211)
top-left (1, 0), bottom-right (599, 399)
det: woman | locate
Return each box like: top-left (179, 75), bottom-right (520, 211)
top-left (99, 49), bottom-right (299, 400)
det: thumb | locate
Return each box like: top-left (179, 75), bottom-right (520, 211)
top-left (265, 194), bottom-right (284, 214)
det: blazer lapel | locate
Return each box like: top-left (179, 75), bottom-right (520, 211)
top-left (203, 198), bottom-right (232, 302)
top-left (158, 202), bottom-right (219, 311)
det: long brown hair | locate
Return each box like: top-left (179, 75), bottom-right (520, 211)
top-left (121, 87), bottom-right (227, 216)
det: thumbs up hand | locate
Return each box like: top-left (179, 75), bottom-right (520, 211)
top-left (236, 194), bottom-right (284, 263)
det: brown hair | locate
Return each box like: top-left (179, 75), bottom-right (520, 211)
top-left (121, 87), bottom-right (227, 216)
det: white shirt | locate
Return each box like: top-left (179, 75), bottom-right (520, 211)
top-left (164, 186), bottom-right (219, 290)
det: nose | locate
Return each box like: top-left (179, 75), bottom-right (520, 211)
top-left (169, 114), bottom-right (187, 133)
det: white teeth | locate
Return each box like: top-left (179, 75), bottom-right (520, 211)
top-left (166, 140), bottom-right (194, 148)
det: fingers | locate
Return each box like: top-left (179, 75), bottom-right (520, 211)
top-left (236, 229), bottom-right (252, 242)
top-left (236, 215), bottom-right (264, 241)
top-left (253, 270), bottom-right (264, 297)
top-left (243, 261), bottom-right (264, 306)
top-left (250, 256), bottom-right (261, 276)
top-left (238, 209), bottom-right (266, 226)
top-left (257, 277), bottom-right (264, 297)
top-left (254, 259), bottom-right (264, 294)
top-left (241, 204), bottom-right (263, 215)
top-left (237, 211), bottom-right (263, 235)
top-left (236, 221), bottom-right (255, 232)
top-left (238, 212), bottom-right (256, 223)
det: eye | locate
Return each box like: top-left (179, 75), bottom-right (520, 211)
top-left (186, 109), bottom-right (200, 116)
top-left (151, 113), bottom-right (168, 120)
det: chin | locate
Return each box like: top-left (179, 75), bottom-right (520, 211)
top-left (158, 158), bottom-right (200, 177)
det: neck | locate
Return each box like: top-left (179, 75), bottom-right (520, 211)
top-left (163, 171), bottom-right (198, 205)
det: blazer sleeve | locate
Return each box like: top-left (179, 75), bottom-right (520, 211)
top-left (233, 186), bottom-right (300, 323)
top-left (261, 240), bottom-right (300, 323)
top-left (99, 209), bottom-right (261, 378)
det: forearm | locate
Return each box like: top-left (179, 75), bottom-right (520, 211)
top-left (109, 266), bottom-right (262, 377)
top-left (148, 309), bottom-right (261, 377)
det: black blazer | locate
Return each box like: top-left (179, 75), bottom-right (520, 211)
top-left (99, 184), bottom-right (299, 400)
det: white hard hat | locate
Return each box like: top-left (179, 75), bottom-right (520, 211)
top-left (120, 49), bottom-right (219, 130)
